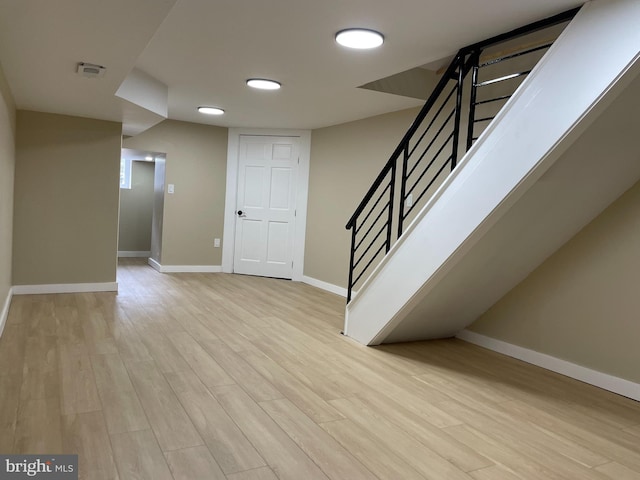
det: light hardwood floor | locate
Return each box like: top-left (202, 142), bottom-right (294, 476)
top-left (1, 258), bottom-right (639, 479)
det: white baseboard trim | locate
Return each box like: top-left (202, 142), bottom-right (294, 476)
top-left (147, 258), bottom-right (222, 273)
top-left (301, 275), bottom-right (347, 297)
top-left (456, 329), bottom-right (640, 402)
top-left (0, 287), bottom-right (13, 338)
top-left (12, 282), bottom-right (118, 295)
top-left (160, 265), bottom-right (222, 273)
top-left (118, 250), bottom-right (151, 258)
top-left (148, 258), bottom-right (161, 272)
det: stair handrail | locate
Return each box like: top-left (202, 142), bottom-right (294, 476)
top-left (344, 7), bottom-right (580, 303)
top-left (345, 53), bottom-right (463, 231)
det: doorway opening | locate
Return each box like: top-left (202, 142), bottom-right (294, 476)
top-left (117, 148), bottom-right (166, 269)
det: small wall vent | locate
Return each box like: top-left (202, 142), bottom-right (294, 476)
top-left (77, 62), bottom-right (106, 78)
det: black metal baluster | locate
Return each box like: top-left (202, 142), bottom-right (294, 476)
top-left (347, 220), bottom-right (356, 302)
top-left (467, 50), bottom-right (481, 151)
top-left (386, 163), bottom-right (396, 253)
top-left (451, 56), bottom-right (465, 171)
top-left (398, 145), bottom-right (409, 238)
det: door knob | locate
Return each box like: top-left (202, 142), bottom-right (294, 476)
top-left (237, 210), bottom-right (246, 217)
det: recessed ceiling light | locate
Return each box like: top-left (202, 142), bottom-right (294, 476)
top-left (336, 28), bottom-right (384, 49)
top-left (198, 106), bottom-right (225, 115)
top-left (246, 78), bottom-right (281, 90)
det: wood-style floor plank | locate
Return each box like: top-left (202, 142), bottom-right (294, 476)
top-left (242, 350), bottom-right (344, 424)
top-left (24, 334), bottom-right (58, 372)
top-left (498, 399), bottom-right (640, 472)
top-left (165, 370), bottom-right (266, 474)
top-left (445, 423), bottom-right (565, 480)
top-left (595, 461), bottom-right (640, 480)
top-left (226, 467), bottom-right (279, 480)
top-left (198, 338), bottom-right (283, 402)
top-left (169, 331), bottom-right (235, 388)
top-left (212, 384), bottom-right (330, 480)
top-left (59, 350), bottom-right (101, 415)
top-left (61, 411), bottom-right (119, 480)
top-left (0, 325), bottom-right (26, 375)
top-left (469, 465), bottom-right (523, 480)
top-left (139, 330), bottom-right (191, 373)
top-left (437, 399), bottom-right (609, 480)
top-left (328, 396), bottom-right (474, 480)
top-left (24, 296), bottom-right (56, 337)
top-left (82, 311), bottom-right (119, 355)
top-left (170, 308), bottom-right (221, 344)
top-left (0, 258), bottom-right (638, 480)
top-left (125, 360), bottom-right (204, 452)
top-left (259, 398), bottom-right (377, 480)
top-left (90, 349), bottom-right (149, 435)
top-left (0, 374), bottom-right (21, 453)
top-left (13, 397), bottom-right (63, 454)
top-left (113, 323), bottom-right (153, 364)
top-left (319, 418), bottom-right (425, 480)
top-left (164, 445), bottom-right (226, 480)
top-left (20, 364), bottom-right (59, 401)
top-left (110, 429), bottom-right (173, 480)
top-left (54, 304), bottom-right (84, 345)
top-left (624, 423), bottom-right (640, 437)
top-left (91, 353), bottom-right (135, 393)
top-left (97, 386), bottom-right (149, 435)
top-left (354, 390), bottom-right (492, 472)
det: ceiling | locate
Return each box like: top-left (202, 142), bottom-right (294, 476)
top-left (0, 0), bottom-right (584, 134)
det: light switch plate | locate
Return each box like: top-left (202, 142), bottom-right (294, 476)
top-left (168, 184), bottom-right (175, 194)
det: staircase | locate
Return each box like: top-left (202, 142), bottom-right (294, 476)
top-left (344, 0), bottom-right (640, 345)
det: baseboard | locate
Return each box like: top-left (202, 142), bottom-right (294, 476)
top-left (160, 265), bottom-right (222, 273)
top-left (147, 258), bottom-right (222, 273)
top-left (456, 329), bottom-right (640, 402)
top-left (301, 275), bottom-right (347, 297)
top-left (118, 250), bottom-right (151, 258)
top-left (148, 258), bottom-right (161, 272)
top-left (0, 287), bottom-right (13, 338)
top-left (12, 282), bottom-right (118, 295)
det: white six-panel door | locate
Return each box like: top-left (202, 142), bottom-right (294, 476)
top-left (233, 136), bottom-right (298, 278)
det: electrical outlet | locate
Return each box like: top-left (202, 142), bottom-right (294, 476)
top-left (214, 238), bottom-right (221, 248)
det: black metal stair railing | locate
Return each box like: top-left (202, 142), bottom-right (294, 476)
top-left (345, 8), bottom-right (580, 303)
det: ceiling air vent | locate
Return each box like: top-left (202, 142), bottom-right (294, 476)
top-left (77, 62), bottom-right (106, 78)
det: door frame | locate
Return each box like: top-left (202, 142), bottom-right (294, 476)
top-left (222, 128), bottom-right (311, 281)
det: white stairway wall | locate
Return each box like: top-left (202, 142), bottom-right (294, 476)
top-left (344, 0), bottom-right (640, 345)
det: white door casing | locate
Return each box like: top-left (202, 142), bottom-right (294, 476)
top-left (233, 136), bottom-right (298, 278)
top-left (222, 129), bottom-right (311, 281)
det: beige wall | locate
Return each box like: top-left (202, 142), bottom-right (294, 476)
top-left (305, 107), bottom-right (421, 288)
top-left (118, 161), bottom-right (154, 252)
top-left (0, 63), bottom-right (15, 306)
top-left (13, 111), bottom-right (121, 285)
top-left (469, 179), bottom-right (640, 383)
top-left (123, 120), bottom-right (227, 266)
